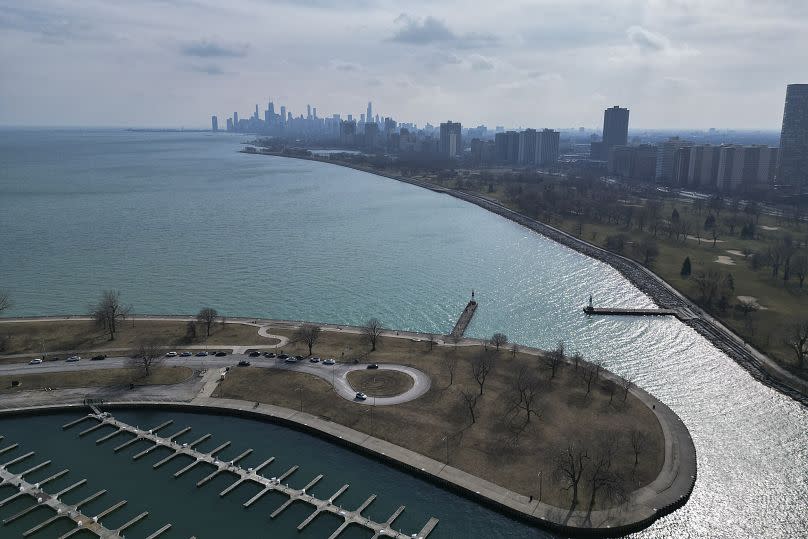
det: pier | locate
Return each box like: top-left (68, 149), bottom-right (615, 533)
top-left (0, 439), bottom-right (171, 539)
top-left (65, 410), bottom-right (440, 539)
top-left (449, 299), bottom-right (478, 340)
top-left (583, 305), bottom-right (698, 321)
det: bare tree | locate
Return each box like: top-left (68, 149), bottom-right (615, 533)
top-left (571, 352), bottom-right (583, 372)
top-left (460, 389), bottom-right (480, 425)
top-left (472, 353), bottom-right (494, 395)
top-left (545, 341), bottom-right (564, 379)
top-left (130, 339), bottom-right (163, 377)
top-left (0, 290), bottom-right (11, 314)
top-left (580, 364), bottom-right (598, 397)
top-left (510, 342), bottom-right (519, 358)
top-left (91, 290), bottom-right (131, 340)
top-left (185, 320), bottom-right (197, 340)
top-left (621, 375), bottom-right (634, 402)
top-left (294, 324), bottom-right (321, 356)
top-left (586, 441), bottom-right (625, 511)
top-left (785, 321), bottom-right (808, 370)
top-left (792, 254), bottom-right (808, 288)
top-left (197, 307), bottom-right (218, 337)
top-left (510, 366), bottom-right (543, 424)
top-left (630, 430), bottom-right (648, 467)
top-left (445, 353), bottom-right (459, 386)
top-left (362, 318), bottom-right (383, 352)
top-left (425, 332), bottom-right (436, 352)
top-left (553, 442), bottom-right (589, 508)
top-left (490, 332), bottom-right (508, 351)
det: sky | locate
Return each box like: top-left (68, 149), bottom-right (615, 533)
top-left (0, 0), bottom-right (806, 129)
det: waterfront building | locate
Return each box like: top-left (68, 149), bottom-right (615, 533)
top-left (233, 111), bottom-right (239, 131)
top-left (607, 144), bottom-right (657, 182)
top-left (506, 131), bottom-right (520, 164)
top-left (777, 84), bottom-right (808, 191)
top-left (685, 145), bottom-right (722, 189)
top-left (367, 102), bottom-right (372, 126)
top-left (494, 132), bottom-right (508, 163)
top-left (517, 129), bottom-right (538, 165)
top-left (716, 145), bottom-right (778, 192)
top-left (211, 115), bottom-right (218, 132)
top-left (226, 117), bottom-right (233, 131)
top-left (603, 105), bottom-right (629, 150)
top-left (537, 129), bottom-right (560, 165)
top-left (439, 121), bottom-right (462, 159)
top-left (655, 137), bottom-right (693, 183)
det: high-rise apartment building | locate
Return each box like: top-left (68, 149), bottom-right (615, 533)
top-left (211, 116), bottom-right (218, 132)
top-left (439, 121), bottom-right (462, 159)
top-left (777, 84), bottom-right (808, 191)
top-left (537, 129), bottom-right (560, 165)
top-left (603, 106), bottom-right (629, 149)
top-left (517, 129), bottom-right (538, 165)
top-left (366, 102), bottom-right (372, 125)
top-left (656, 138), bottom-right (693, 183)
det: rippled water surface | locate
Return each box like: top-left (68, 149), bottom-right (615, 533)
top-left (1, 129), bottom-right (806, 538)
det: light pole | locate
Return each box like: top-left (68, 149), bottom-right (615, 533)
top-left (296, 386), bottom-right (303, 411)
top-left (537, 470), bottom-right (543, 502)
top-left (441, 433), bottom-right (449, 464)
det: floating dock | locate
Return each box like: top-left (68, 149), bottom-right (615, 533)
top-left (65, 411), bottom-right (439, 539)
top-left (0, 439), bottom-right (171, 539)
top-left (449, 300), bottom-right (478, 340)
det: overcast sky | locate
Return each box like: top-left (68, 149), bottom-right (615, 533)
top-left (1, 0), bottom-right (806, 129)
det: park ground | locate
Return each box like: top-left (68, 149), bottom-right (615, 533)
top-left (0, 318), bottom-right (664, 512)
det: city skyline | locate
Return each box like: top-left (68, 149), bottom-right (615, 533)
top-left (1, 1), bottom-right (807, 129)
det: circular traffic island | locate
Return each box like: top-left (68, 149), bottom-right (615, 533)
top-left (346, 369), bottom-right (415, 397)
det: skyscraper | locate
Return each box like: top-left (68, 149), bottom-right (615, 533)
top-left (233, 111), bottom-right (239, 131)
top-left (777, 84), bottom-right (808, 191)
top-left (279, 106), bottom-right (286, 127)
top-left (602, 106), bottom-right (629, 153)
top-left (211, 116), bottom-right (218, 132)
top-left (366, 102), bottom-right (372, 125)
top-left (439, 121), bottom-right (462, 159)
top-left (537, 129), bottom-right (560, 165)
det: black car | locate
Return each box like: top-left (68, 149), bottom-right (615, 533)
top-left (367, 363), bottom-right (379, 369)
top-left (278, 354), bottom-right (289, 360)
top-left (248, 351), bottom-right (261, 357)
top-left (294, 355), bottom-right (304, 361)
top-left (91, 354), bottom-right (107, 361)
top-left (238, 360), bottom-right (251, 367)
top-left (215, 351), bottom-right (227, 357)
top-left (264, 352), bottom-right (276, 358)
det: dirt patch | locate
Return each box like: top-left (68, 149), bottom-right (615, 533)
top-left (346, 369), bottom-right (414, 397)
top-left (760, 225), bottom-right (780, 231)
top-left (715, 255), bottom-right (736, 265)
top-left (725, 250), bottom-right (745, 257)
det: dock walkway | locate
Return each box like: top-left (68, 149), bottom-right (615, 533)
top-left (583, 306), bottom-right (699, 321)
top-left (65, 411), bottom-right (439, 539)
top-left (449, 300), bottom-right (477, 340)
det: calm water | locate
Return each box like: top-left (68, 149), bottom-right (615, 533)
top-left (0, 129), bottom-right (807, 538)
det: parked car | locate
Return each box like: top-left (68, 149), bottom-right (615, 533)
top-left (284, 357), bottom-right (297, 363)
top-left (91, 355), bottom-right (107, 361)
top-left (238, 360), bottom-right (251, 367)
top-left (66, 356), bottom-right (80, 362)
top-left (323, 358), bottom-right (335, 365)
top-left (50, 357), bottom-right (61, 362)
top-left (195, 351), bottom-right (208, 357)
top-left (278, 354), bottom-right (289, 360)
top-left (215, 351), bottom-right (227, 357)
top-left (264, 352), bottom-right (276, 358)
top-left (165, 351), bottom-right (178, 357)
top-left (180, 351), bottom-right (192, 357)
top-left (29, 358), bottom-right (43, 365)
top-left (294, 355), bottom-right (303, 361)
top-left (309, 357), bottom-right (320, 363)
top-left (367, 363), bottom-right (379, 369)
top-left (248, 351), bottom-right (261, 357)
top-left (355, 392), bottom-right (367, 401)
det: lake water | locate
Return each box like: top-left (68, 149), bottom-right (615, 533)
top-left (0, 129), bottom-right (806, 538)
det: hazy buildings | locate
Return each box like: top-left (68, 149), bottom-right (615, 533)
top-left (591, 106), bottom-right (629, 160)
top-left (669, 144), bottom-right (778, 191)
top-left (439, 121), bottom-right (462, 159)
top-left (211, 116), bottom-right (218, 132)
top-left (537, 129), bottom-right (560, 165)
top-left (777, 84), bottom-right (808, 191)
top-left (608, 144), bottom-right (657, 182)
top-left (655, 137), bottom-right (693, 183)
top-left (518, 129), bottom-right (538, 165)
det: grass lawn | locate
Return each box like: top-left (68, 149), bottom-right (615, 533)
top-left (0, 366), bottom-right (193, 393)
top-left (0, 320), bottom-right (279, 361)
top-left (217, 330), bottom-right (664, 511)
top-left (346, 369), bottom-right (414, 397)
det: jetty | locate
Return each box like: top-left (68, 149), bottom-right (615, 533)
top-left (449, 298), bottom-right (478, 340)
top-left (64, 411), bottom-right (439, 539)
top-left (583, 305), bottom-right (698, 321)
top-left (0, 438), bottom-right (170, 539)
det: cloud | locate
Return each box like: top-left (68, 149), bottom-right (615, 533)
top-left (626, 26), bottom-right (668, 52)
top-left (330, 60), bottom-right (361, 72)
top-left (469, 54), bottom-right (494, 71)
top-left (189, 63), bottom-right (226, 75)
top-left (180, 39), bottom-right (248, 58)
top-left (0, 4), bottom-right (104, 43)
top-left (390, 14), bottom-right (498, 48)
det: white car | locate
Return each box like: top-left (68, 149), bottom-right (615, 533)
top-left (355, 392), bottom-right (367, 401)
top-left (165, 351), bottom-right (178, 357)
top-left (323, 358), bottom-right (335, 365)
top-left (66, 356), bottom-right (80, 362)
top-left (29, 358), bottom-right (43, 365)
top-left (284, 357), bottom-right (297, 363)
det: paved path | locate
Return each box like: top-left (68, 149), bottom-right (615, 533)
top-left (0, 354), bottom-right (431, 407)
